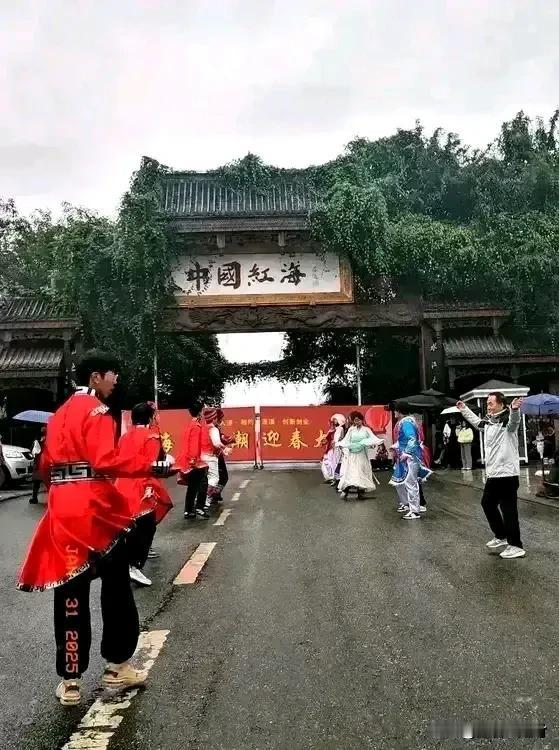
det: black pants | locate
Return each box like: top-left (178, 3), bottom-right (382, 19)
top-left (53, 540), bottom-right (139, 679)
top-left (481, 477), bottom-right (522, 548)
top-left (419, 483), bottom-right (426, 507)
top-left (218, 454), bottom-right (228, 492)
top-left (126, 512), bottom-right (157, 569)
top-left (31, 480), bottom-right (41, 502)
top-left (184, 467), bottom-right (209, 514)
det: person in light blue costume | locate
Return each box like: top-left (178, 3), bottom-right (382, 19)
top-left (389, 402), bottom-right (432, 519)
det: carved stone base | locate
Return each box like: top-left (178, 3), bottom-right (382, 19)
top-left (165, 302), bottom-right (422, 333)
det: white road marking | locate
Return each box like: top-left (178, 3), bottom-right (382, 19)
top-left (240, 479), bottom-right (251, 489)
top-left (62, 630), bottom-right (169, 750)
top-left (230, 492), bottom-right (241, 503)
top-left (174, 542), bottom-right (217, 585)
top-left (214, 508), bottom-right (232, 526)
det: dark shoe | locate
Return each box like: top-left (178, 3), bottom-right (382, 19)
top-left (29, 498), bottom-right (38, 504)
top-left (343, 491), bottom-right (350, 501)
top-left (184, 512), bottom-right (196, 520)
top-left (196, 508), bottom-right (210, 519)
top-left (357, 491), bottom-right (365, 500)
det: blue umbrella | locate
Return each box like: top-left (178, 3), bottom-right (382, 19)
top-left (13, 410), bottom-right (53, 424)
top-left (520, 394), bottom-right (559, 417)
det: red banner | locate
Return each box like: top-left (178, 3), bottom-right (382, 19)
top-left (122, 408), bottom-right (256, 463)
top-left (259, 405), bottom-right (391, 462)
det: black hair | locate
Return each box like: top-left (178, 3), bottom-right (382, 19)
top-left (393, 400), bottom-right (410, 415)
top-left (188, 402), bottom-right (204, 418)
top-left (131, 402), bottom-right (156, 426)
top-left (349, 410), bottom-right (365, 422)
top-left (75, 349), bottom-right (120, 386)
top-left (488, 391), bottom-right (507, 408)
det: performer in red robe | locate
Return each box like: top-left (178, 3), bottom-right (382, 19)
top-left (115, 402), bottom-right (173, 586)
top-left (175, 403), bottom-right (211, 520)
top-left (17, 351), bottom-right (170, 706)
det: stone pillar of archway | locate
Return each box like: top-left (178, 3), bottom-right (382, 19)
top-left (420, 322), bottom-right (447, 391)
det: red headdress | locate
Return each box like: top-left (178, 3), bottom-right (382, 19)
top-left (202, 407), bottom-right (221, 424)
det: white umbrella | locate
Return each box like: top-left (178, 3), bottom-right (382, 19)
top-left (441, 406), bottom-right (460, 415)
top-left (13, 410), bottom-right (54, 424)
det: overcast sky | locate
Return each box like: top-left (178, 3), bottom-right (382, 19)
top-left (1, 0), bottom-right (557, 404)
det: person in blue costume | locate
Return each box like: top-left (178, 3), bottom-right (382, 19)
top-left (337, 411), bottom-right (382, 501)
top-left (389, 401), bottom-right (432, 520)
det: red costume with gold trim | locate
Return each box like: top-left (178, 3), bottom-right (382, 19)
top-left (114, 425), bottom-right (173, 524)
top-left (17, 389), bottom-right (154, 592)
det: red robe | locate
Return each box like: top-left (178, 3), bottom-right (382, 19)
top-left (175, 418), bottom-right (210, 472)
top-left (114, 426), bottom-right (173, 524)
top-left (17, 389), bottom-right (154, 592)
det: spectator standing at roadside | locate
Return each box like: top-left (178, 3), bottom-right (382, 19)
top-left (456, 421), bottom-right (474, 471)
top-left (30, 425), bottom-right (47, 504)
top-left (434, 421), bottom-right (452, 467)
top-left (457, 392), bottom-right (525, 559)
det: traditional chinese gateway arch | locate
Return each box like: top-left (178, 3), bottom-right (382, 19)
top-left (154, 159), bottom-right (544, 393)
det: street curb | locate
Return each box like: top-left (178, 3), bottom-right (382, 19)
top-left (0, 489), bottom-right (45, 503)
top-left (0, 492), bottom-right (29, 503)
top-left (433, 473), bottom-right (559, 511)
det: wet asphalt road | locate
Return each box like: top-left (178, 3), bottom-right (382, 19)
top-left (3, 470), bottom-right (559, 749)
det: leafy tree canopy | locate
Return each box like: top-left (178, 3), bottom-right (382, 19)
top-left (0, 161), bottom-right (227, 407)
top-left (226, 111), bottom-right (559, 399)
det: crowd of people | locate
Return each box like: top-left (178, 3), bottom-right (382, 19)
top-left (176, 403), bottom-right (234, 521)
top-left (16, 349), bottom-right (235, 706)
top-left (433, 419), bottom-right (474, 470)
top-left (320, 391), bottom-right (526, 552)
top-left (320, 405), bottom-right (430, 517)
top-left (14, 351), bottom-right (528, 708)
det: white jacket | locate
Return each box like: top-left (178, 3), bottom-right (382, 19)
top-left (459, 405), bottom-right (520, 478)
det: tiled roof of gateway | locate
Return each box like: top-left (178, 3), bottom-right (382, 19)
top-left (0, 297), bottom-right (74, 322)
top-left (444, 336), bottom-right (515, 359)
top-left (0, 345), bottom-right (63, 372)
top-left (160, 173), bottom-right (317, 217)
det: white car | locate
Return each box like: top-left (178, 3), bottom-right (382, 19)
top-left (0, 444), bottom-right (33, 488)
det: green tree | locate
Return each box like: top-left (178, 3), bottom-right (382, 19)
top-left (0, 163), bottom-right (227, 407)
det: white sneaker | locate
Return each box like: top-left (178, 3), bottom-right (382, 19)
top-left (419, 506), bottom-right (427, 513)
top-left (397, 504), bottom-right (409, 512)
top-left (402, 511), bottom-right (420, 520)
top-left (129, 566), bottom-right (152, 586)
top-left (486, 538), bottom-right (507, 549)
top-left (500, 545), bottom-right (526, 559)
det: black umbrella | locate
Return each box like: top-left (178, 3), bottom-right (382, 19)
top-left (393, 389), bottom-right (456, 411)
